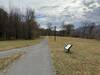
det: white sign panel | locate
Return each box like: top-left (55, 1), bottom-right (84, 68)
top-left (65, 44), bottom-right (72, 50)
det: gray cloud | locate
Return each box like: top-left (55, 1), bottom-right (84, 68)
top-left (0, 0), bottom-right (100, 27)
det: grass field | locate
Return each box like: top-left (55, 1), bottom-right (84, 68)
top-left (0, 52), bottom-right (23, 71)
top-left (0, 37), bottom-right (43, 51)
top-left (48, 36), bottom-right (100, 75)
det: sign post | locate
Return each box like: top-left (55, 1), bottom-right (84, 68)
top-left (54, 26), bottom-right (56, 41)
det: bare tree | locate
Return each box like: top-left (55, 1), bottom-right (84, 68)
top-left (47, 23), bottom-right (52, 36)
top-left (0, 8), bottom-right (8, 40)
top-left (25, 9), bottom-right (39, 39)
top-left (0, 7), bottom-right (40, 40)
top-left (62, 24), bottom-right (74, 36)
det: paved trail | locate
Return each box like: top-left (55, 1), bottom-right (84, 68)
top-left (2, 40), bottom-right (54, 75)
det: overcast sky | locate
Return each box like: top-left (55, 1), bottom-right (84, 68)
top-left (0, 0), bottom-right (100, 29)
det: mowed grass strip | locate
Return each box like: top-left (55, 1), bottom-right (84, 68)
top-left (0, 37), bottom-right (43, 51)
top-left (48, 36), bottom-right (100, 75)
top-left (0, 52), bottom-right (23, 71)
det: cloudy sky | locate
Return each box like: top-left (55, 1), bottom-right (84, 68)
top-left (0, 0), bottom-right (100, 29)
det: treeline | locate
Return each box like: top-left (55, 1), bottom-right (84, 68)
top-left (62, 22), bottom-right (100, 40)
top-left (73, 22), bottom-right (100, 40)
top-left (0, 8), bottom-right (40, 40)
top-left (41, 22), bottom-right (100, 40)
top-left (1, 7), bottom-right (100, 40)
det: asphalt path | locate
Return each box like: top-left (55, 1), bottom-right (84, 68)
top-left (0, 40), bottom-right (54, 75)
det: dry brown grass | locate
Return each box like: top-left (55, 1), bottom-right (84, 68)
top-left (48, 36), bottom-right (100, 75)
top-left (0, 37), bottom-right (43, 51)
top-left (0, 52), bottom-right (23, 71)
